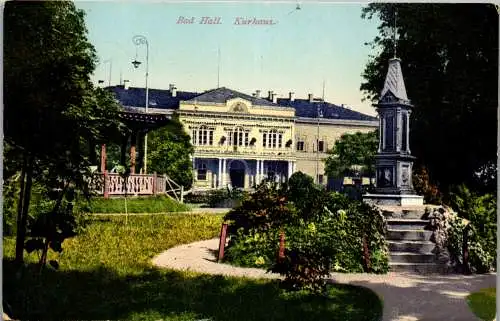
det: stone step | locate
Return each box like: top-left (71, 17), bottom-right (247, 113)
top-left (389, 262), bottom-right (451, 274)
top-left (386, 219), bottom-right (429, 230)
top-left (387, 229), bottom-right (433, 241)
top-left (379, 205), bottom-right (441, 219)
top-left (390, 252), bottom-right (436, 264)
top-left (388, 240), bottom-right (436, 254)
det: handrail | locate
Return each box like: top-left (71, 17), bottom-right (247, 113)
top-left (91, 172), bottom-right (184, 202)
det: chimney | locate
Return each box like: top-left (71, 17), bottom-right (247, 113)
top-left (172, 87), bottom-right (177, 97)
top-left (289, 92), bottom-right (295, 102)
top-left (272, 93), bottom-right (278, 104)
top-left (169, 84), bottom-right (175, 91)
top-left (308, 93), bottom-right (314, 103)
top-left (255, 90), bottom-right (261, 98)
top-left (123, 80), bottom-right (130, 90)
top-left (268, 90), bottom-right (273, 100)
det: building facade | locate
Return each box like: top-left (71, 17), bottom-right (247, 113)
top-left (109, 84), bottom-right (378, 191)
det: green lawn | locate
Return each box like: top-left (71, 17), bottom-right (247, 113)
top-left (3, 214), bottom-right (383, 321)
top-left (467, 287), bottom-right (496, 321)
top-left (83, 195), bottom-right (191, 213)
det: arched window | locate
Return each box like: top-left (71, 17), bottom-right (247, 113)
top-left (228, 127), bottom-right (247, 146)
top-left (262, 130), bottom-right (283, 148)
top-left (192, 125), bottom-right (214, 146)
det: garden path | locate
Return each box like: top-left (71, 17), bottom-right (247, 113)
top-left (152, 238), bottom-right (496, 321)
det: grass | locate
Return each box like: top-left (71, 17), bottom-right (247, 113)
top-left (467, 287), bottom-right (496, 321)
top-left (83, 195), bottom-right (191, 213)
top-left (3, 214), bottom-right (383, 321)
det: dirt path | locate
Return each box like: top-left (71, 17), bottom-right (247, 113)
top-left (152, 238), bottom-right (496, 321)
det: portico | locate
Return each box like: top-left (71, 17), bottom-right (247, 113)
top-left (193, 157), bottom-right (296, 190)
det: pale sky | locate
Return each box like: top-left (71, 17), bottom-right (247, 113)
top-left (76, 1), bottom-right (381, 116)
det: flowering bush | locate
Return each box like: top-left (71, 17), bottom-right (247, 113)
top-left (446, 184), bottom-right (496, 273)
top-left (413, 166), bottom-right (443, 204)
top-left (223, 173), bottom-right (389, 292)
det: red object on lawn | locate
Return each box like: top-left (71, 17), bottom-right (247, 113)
top-left (218, 223), bottom-right (228, 262)
top-left (278, 231), bottom-right (285, 262)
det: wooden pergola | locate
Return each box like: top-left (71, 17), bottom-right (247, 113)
top-left (95, 108), bottom-right (186, 200)
top-left (100, 108), bottom-right (172, 175)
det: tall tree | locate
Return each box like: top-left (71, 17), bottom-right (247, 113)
top-left (360, 4), bottom-right (498, 193)
top-left (4, 1), bottom-right (123, 264)
top-left (324, 130), bottom-right (378, 180)
top-left (147, 115), bottom-right (194, 189)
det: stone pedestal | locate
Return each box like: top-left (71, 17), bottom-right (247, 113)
top-left (363, 193), bottom-right (424, 206)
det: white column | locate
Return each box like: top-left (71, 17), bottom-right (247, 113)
top-left (287, 161), bottom-right (292, 179)
top-left (222, 158), bottom-right (227, 187)
top-left (292, 161), bottom-right (296, 174)
top-left (218, 158), bottom-right (222, 188)
top-left (255, 160), bottom-right (260, 185)
top-left (260, 160), bottom-right (264, 181)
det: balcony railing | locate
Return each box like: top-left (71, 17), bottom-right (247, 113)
top-left (90, 172), bottom-right (184, 202)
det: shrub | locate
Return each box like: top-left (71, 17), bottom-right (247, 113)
top-left (447, 184), bottom-right (496, 273)
top-left (223, 228), bottom-right (280, 268)
top-left (413, 166), bottom-right (443, 204)
top-left (271, 223), bottom-right (334, 292)
top-left (183, 192), bottom-right (211, 204)
top-left (208, 188), bottom-right (248, 208)
top-left (224, 182), bottom-right (295, 236)
top-left (224, 174), bottom-right (389, 292)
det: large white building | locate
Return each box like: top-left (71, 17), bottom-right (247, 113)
top-left (110, 84), bottom-right (378, 190)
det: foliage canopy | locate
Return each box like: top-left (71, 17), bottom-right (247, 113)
top-left (361, 3), bottom-right (498, 193)
top-left (4, 1), bottom-right (124, 264)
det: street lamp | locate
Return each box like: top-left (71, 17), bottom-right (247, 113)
top-left (98, 59), bottom-right (112, 87)
top-left (132, 35), bottom-right (149, 173)
top-left (316, 102), bottom-right (323, 184)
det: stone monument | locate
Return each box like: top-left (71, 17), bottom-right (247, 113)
top-left (363, 57), bottom-right (424, 206)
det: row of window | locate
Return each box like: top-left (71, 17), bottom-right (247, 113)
top-left (296, 140), bottom-right (326, 152)
top-left (228, 128), bottom-right (250, 146)
top-left (190, 127), bottom-right (327, 152)
top-left (192, 126), bottom-right (214, 146)
top-left (262, 130), bottom-right (283, 148)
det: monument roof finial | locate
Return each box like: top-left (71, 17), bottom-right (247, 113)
top-left (380, 58), bottom-right (408, 102)
top-left (393, 9), bottom-right (398, 59)
top-left (380, 9), bottom-right (409, 102)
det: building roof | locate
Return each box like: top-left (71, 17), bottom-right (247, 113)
top-left (184, 87), bottom-right (277, 107)
top-left (107, 85), bottom-right (199, 109)
top-left (380, 58), bottom-right (409, 103)
top-left (277, 98), bottom-right (378, 121)
top-left (108, 85), bottom-right (377, 121)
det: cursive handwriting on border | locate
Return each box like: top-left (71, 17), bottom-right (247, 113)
top-left (177, 16), bottom-right (277, 25)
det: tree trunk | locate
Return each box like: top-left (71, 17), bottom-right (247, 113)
top-left (38, 239), bottom-right (50, 273)
top-left (14, 155), bottom-right (28, 264)
top-left (15, 155), bottom-right (34, 265)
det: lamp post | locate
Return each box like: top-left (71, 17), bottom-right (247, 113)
top-left (132, 35), bottom-right (149, 174)
top-left (316, 103), bottom-right (323, 184)
top-left (97, 59), bottom-right (112, 87)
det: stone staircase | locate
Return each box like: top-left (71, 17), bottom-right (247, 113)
top-left (380, 205), bottom-right (451, 274)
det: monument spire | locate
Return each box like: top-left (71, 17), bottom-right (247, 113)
top-left (380, 9), bottom-right (409, 103)
top-left (363, 11), bottom-right (423, 206)
top-left (380, 58), bottom-right (409, 102)
top-left (393, 9), bottom-right (397, 59)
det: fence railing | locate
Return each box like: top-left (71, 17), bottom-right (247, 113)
top-left (91, 172), bottom-right (184, 202)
